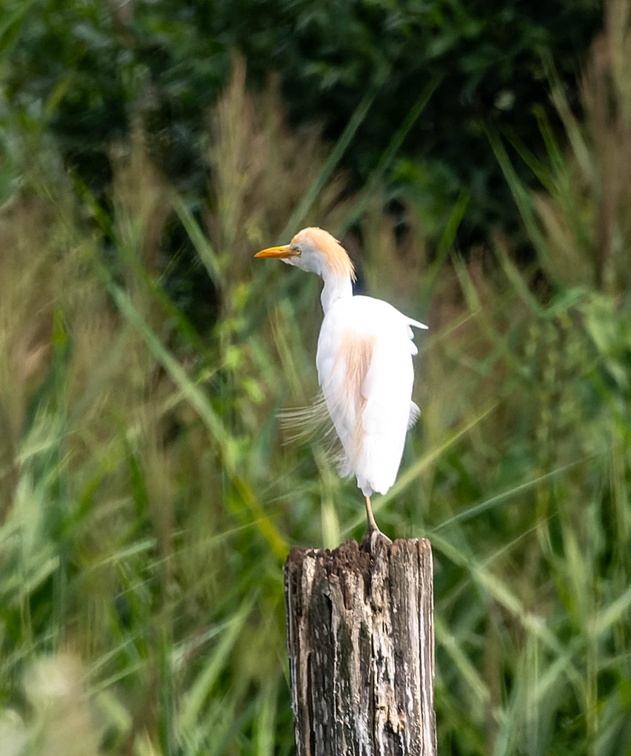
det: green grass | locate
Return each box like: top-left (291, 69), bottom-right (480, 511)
top-left (1, 23), bottom-right (631, 755)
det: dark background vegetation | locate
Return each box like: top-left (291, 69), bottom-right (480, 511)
top-left (3, 1), bottom-right (631, 755)
top-left (5, 0), bottom-right (601, 250)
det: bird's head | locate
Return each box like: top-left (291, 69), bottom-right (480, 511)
top-left (255, 227), bottom-right (355, 281)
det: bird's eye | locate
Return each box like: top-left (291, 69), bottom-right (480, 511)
top-left (292, 246), bottom-right (302, 256)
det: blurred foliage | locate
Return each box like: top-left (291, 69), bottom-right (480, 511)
top-left (1, 0), bottom-right (601, 253)
top-left (1, 1), bottom-right (631, 754)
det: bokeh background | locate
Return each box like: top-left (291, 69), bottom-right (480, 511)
top-left (1, 0), bottom-right (630, 753)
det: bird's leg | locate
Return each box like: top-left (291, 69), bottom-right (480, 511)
top-left (361, 495), bottom-right (392, 551)
top-left (364, 496), bottom-right (380, 533)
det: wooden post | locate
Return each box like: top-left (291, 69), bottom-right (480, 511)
top-left (284, 532), bottom-right (436, 755)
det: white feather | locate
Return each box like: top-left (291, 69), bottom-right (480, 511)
top-left (278, 394), bottom-right (344, 466)
top-left (316, 296), bottom-right (421, 497)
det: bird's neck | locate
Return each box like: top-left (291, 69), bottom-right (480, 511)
top-left (320, 270), bottom-right (353, 313)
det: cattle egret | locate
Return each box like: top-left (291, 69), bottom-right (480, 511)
top-left (255, 227), bottom-right (427, 533)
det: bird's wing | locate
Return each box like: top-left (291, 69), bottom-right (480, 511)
top-left (316, 297), bottom-right (418, 494)
top-left (408, 317), bottom-right (429, 330)
top-left (358, 328), bottom-right (415, 494)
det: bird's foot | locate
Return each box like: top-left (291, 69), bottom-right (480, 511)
top-left (360, 525), bottom-right (392, 553)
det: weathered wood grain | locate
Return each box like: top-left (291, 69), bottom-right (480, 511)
top-left (284, 533), bottom-right (436, 755)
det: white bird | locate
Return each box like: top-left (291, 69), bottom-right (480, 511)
top-left (255, 227), bottom-right (427, 533)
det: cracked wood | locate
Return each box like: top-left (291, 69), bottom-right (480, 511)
top-left (284, 534), bottom-right (436, 755)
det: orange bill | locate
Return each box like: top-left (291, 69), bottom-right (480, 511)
top-left (254, 245), bottom-right (299, 258)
